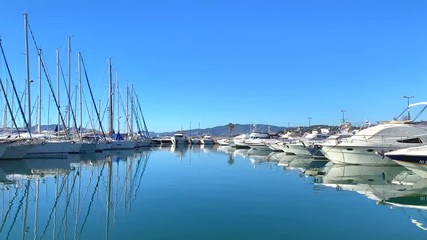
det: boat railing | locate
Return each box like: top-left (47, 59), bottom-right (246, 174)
top-left (335, 132), bottom-right (427, 145)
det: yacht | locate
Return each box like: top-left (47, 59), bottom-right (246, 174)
top-left (171, 131), bottom-right (188, 146)
top-left (286, 130), bottom-right (330, 157)
top-left (201, 135), bottom-right (215, 145)
top-left (385, 146), bottom-right (427, 178)
top-left (230, 134), bottom-right (249, 148)
top-left (190, 136), bottom-right (201, 145)
top-left (319, 122), bottom-right (427, 165)
top-left (237, 132), bottom-right (270, 149)
top-left (217, 138), bottom-right (233, 146)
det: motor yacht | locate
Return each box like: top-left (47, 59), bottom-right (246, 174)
top-left (320, 122), bottom-right (427, 165)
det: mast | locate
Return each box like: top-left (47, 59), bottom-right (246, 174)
top-left (78, 53), bottom-right (82, 133)
top-left (57, 48), bottom-right (60, 137)
top-left (24, 13), bottom-right (31, 134)
top-left (126, 84), bottom-right (130, 137)
top-left (3, 78), bottom-right (7, 129)
top-left (67, 36), bottom-right (71, 129)
top-left (0, 39), bottom-right (31, 137)
top-left (116, 72), bottom-right (120, 134)
top-left (80, 53), bottom-right (106, 139)
top-left (108, 58), bottom-right (113, 135)
top-left (0, 77), bottom-right (21, 135)
top-left (37, 48), bottom-right (42, 133)
top-left (130, 85), bottom-right (134, 136)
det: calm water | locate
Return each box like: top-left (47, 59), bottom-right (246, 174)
top-left (0, 145), bottom-right (426, 239)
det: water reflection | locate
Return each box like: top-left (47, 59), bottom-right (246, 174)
top-left (315, 163), bottom-right (427, 231)
top-left (3, 146), bottom-right (427, 238)
top-left (0, 149), bottom-right (150, 240)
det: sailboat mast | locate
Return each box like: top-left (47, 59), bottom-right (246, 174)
top-left (57, 48), bottom-right (60, 137)
top-left (24, 13), bottom-right (31, 133)
top-left (126, 84), bottom-right (130, 137)
top-left (116, 72), bottom-right (120, 134)
top-left (67, 37), bottom-right (71, 130)
top-left (37, 48), bottom-right (42, 133)
top-left (3, 78), bottom-right (7, 129)
top-left (78, 53), bottom-right (82, 132)
top-left (108, 58), bottom-right (113, 135)
top-left (130, 85), bottom-right (134, 136)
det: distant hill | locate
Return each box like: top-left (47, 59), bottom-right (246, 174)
top-left (21, 123), bottom-right (338, 138)
top-left (150, 123), bottom-right (337, 137)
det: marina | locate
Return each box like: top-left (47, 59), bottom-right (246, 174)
top-left (0, 146), bottom-right (426, 239)
top-left (1, 2), bottom-right (427, 239)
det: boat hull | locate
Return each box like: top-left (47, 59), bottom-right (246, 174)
top-left (25, 141), bottom-right (82, 158)
top-left (320, 145), bottom-right (398, 165)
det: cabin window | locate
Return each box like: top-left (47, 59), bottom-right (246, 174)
top-left (346, 148), bottom-right (353, 151)
top-left (396, 138), bottom-right (423, 143)
top-left (367, 149), bottom-right (374, 152)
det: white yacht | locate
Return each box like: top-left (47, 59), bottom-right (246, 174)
top-left (231, 134), bottom-right (248, 148)
top-left (237, 132), bottom-right (269, 149)
top-left (171, 132), bottom-right (188, 146)
top-left (385, 146), bottom-right (427, 178)
top-left (201, 135), bottom-right (215, 145)
top-left (320, 122), bottom-right (427, 165)
top-left (217, 138), bottom-right (233, 146)
top-left (285, 130), bottom-right (329, 157)
top-left (190, 137), bottom-right (201, 145)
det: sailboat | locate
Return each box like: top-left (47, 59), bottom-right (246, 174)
top-left (0, 18), bottom-right (38, 159)
top-left (108, 59), bottom-right (135, 150)
top-left (130, 86), bottom-right (151, 147)
top-left (22, 31), bottom-right (82, 157)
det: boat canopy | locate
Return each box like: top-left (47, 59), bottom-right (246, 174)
top-left (112, 133), bottom-right (124, 141)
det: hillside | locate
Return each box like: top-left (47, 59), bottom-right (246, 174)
top-left (150, 123), bottom-right (336, 137)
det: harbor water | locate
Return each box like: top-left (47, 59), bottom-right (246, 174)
top-left (0, 145), bottom-right (426, 239)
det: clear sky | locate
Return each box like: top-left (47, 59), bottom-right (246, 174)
top-left (0, 0), bottom-right (426, 133)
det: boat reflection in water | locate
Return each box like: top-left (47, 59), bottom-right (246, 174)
top-left (317, 163), bottom-right (427, 231)
top-left (0, 148), bottom-right (150, 240)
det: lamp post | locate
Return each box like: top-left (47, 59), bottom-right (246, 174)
top-left (308, 117), bottom-right (312, 128)
top-left (403, 96), bottom-right (414, 120)
top-left (341, 110), bottom-right (346, 123)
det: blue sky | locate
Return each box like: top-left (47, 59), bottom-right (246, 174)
top-left (0, 0), bottom-right (426, 133)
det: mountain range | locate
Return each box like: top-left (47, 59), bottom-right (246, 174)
top-left (150, 123), bottom-right (336, 137)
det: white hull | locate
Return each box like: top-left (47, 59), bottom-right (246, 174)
top-left (79, 142), bottom-right (97, 153)
top-left (0, 141), bottom-right (35, 159)
top-left (25, 141), bottom-right (82, 158)
top-left (217, 138), bottom-right (233, 146)
top-left (320, 145), bottom-right (399, 165)
top-left (264, 140), bottom-right (285, 152)
top-left (385, 146), bottom-right (427, 178)
top-left (286, 142), bottom-right (312, 156)
top-left (281, 144), bottom-right (296, 155)
top-left (319, 123), bottom-right (427, 165)
top-left (135, 139), bottom-right (151, 148)
top-left (248, 143), bottom-right (272, 152)
top-left (201, 139), bottom-right (215, 145)
top-left (96, 141), bottom-right (112, 151)
top-left (110, 140), bottom-right (135, 150)
top-left (171, 134), bottom-right (188, 146)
